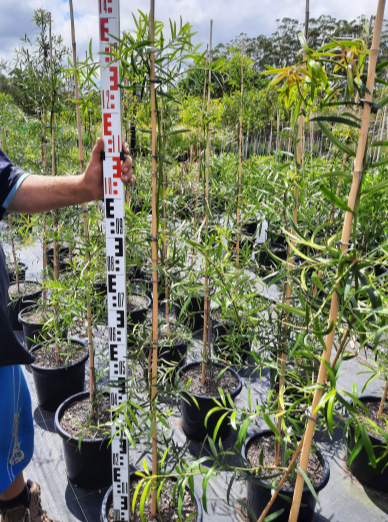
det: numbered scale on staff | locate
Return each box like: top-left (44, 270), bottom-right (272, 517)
top-left (98, 1), bottom-right (130, 521)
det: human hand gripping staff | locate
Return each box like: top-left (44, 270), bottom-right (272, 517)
top-left (0, 139), bottom-right (134, 522)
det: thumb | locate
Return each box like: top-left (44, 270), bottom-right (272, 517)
top-left (91, 137), bottom-right (104, 161)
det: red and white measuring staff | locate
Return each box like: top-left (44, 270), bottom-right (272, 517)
top-left (98, 1), bottom-right (130, 520)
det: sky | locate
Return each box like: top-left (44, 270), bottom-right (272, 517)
top-left (0, 0), bottom-right (383, 70)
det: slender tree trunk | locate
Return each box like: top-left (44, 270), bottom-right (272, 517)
top-left (202, 20), bottom-right (213, 386)
top-left (268, 120), bottom-right (273, 155)
top-left (236, 41), bottom-right (244, 268)
top-left (194, 46), bottom-right (208, 233)
top-left (49, 15), bottom-right (60, 364)
top-left (275, 110), bottom-right (280, 163)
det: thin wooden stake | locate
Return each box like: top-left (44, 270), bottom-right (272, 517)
top-left (194, 46), bottom-right (208, 234)
top-left (150, 0), bottom-right (159, 515)
top-left (201, 20), bottom-right (213, 386)
top-left (288, 2), bottom-right (386, 519)
top-left (49, 14), bottom-right (60, 364)
top-left (69, 0), bottom-right (96, 411)
top-left (236, 41), bottom-right (244, 268)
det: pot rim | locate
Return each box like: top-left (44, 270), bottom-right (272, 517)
top-left (30, 338), bottom-right (88, 372)
top-left (348, 394), bottom-right (387, 443)
top-left (54, 390), bottom-right (110, 444)
top-left (18, 304), bottom-right (45, 326)
top-left (177, 361), bottom-right (242, 401)
top-left (8, 280), bottom-right (42, 296)
top-left (127, 291), bottom-right (152, 313)
top-left (101, 472), bottom-right (203, 522)
top-left (241, 429), bottom-right (330, 494)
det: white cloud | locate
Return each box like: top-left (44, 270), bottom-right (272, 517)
top-left (0, 0), bottom-right (381, 69)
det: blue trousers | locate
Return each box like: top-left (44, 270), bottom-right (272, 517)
top-left (0, 366), bottom-right (34, 493)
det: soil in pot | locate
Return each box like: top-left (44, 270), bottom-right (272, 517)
top-left (179, 361), bottom-right (242, 441)
top-left (55, 391), bottom-right (112, 489)
top-left (347, 395), bottom-right (388, 491)
top-left (102, 474), bottom-right (203, 522)
top-left (8, 281), bottom-right (42, 331)
top-left (32, 340), bottom-right (86, 368)
top-left (108, 479), bottom-right (198, 522)
top-left (180, 362), bottom-right (238, 396)
top-left (243, 430), bottom-right (330, 522)
top-left (30, 340), bottom-right (88, 411)
top-left (247, 434), bottom-right (324, 488)
top-left (59, 394), bottom-right (110, 438)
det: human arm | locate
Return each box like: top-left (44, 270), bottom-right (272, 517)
top-left (7, 138), bottom-right (135, 214)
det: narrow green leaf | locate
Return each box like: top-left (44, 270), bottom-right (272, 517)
top-left (297, 466), bottom-right (320, 504)
top-left (264, 509), bottom-right (286, 522)
top-left (310, 115), bottom-right (360, 128)
top-left (320, 183), bottom-right (353, 213)
top-left (317, 121), bottom-right (356, 156)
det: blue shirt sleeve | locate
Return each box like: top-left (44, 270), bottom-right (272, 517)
top-left (0, 148), bottom-right (30, 219)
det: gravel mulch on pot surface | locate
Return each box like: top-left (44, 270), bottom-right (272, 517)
top-left (356, 400), bottom-right (388, 432)
top-left (180, 363), bottom-right (238, 396)
top-left (9, 281), bottom-right (40, 296)
top-left (22, 309), bottom-right (50, 324)
top-left (246, 434), bottom-right (324, 489)
top-left (128, 294), bottom-right (149, 312)
top-left (107, 478), bottom-right (198, 522)
top-left (32, 342), bottom-right (85, 369)
top-left (59, 394), bottom-right (110, 438)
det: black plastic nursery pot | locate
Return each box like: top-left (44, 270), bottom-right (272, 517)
top-left (100, 473), bottom-right (203, 522)
top-left (18, 305), bottom-right (68, 351)
top-left (127, 292), bottom-right (151, 328)
top-left (55, 391), bottom-right (112, 489)
top-left (18, 305), bottom-right (45, 351)
top-left (347, 394), bottom-right (388, 491)
top-left (46, 246), bottom-right (71, 275)
top-left (144, 339), bottom-right (188, 376)
top-left (30, 339), bottom-right (88, 412)
top-left (257, 243), bottom-right (287, 270)
top-left (242, 430), bottom-right (330, 522)
top-left (178, 361), bottom-right (242, 442)
top-left (8, 281), bottom-right (42, 331)
top-left (7, 261), bottom-right (27, 284)
top-left (212, 318), bottom-right (252, 363)
top-left (175, 294), bottom-right (207, 332)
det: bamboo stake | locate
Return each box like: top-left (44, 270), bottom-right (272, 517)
top-left (160, 97), bottom-right (170, 328)
top-left (288, 2), bottom-right (386, 519)
top-left (149, 0), bottom-right (159, 515)
top-left (69, 0), bottom-right (96, 412)
top-left (236, 41), bottom-right (244, 268)
top-left (201, 20), bottom-right (213, 386)
top-left (378, 379), bottom-right (388, 417)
